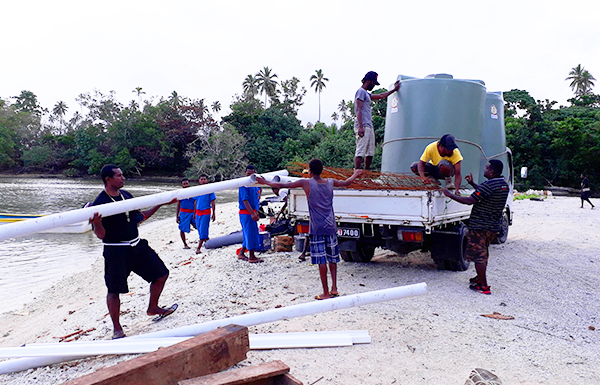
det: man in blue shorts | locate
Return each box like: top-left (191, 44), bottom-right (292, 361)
top-left (195, 174), bottom-right (216, 254)
top-left (176, 178), bottom-right (195, 249)
top-left (238, 165), bottom-right (263, 263)
top-left (89, 164), bottom-right (177, 339)
top-left (257, 159), bottom-right (362, 299)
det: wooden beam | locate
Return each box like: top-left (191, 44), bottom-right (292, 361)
top-left (61, 325), bottom-right (249, 385)
top-left (178, 360), bottom-right (303, 385)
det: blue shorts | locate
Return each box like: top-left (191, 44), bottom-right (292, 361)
top-left (240, 214), bottom-right (260, 250)
top-left (178, 212), bottom-right (194, 233)
top-left (196, 214), bottom-right (211, 240)
top-left (309, 235), bottom-right (340, 264)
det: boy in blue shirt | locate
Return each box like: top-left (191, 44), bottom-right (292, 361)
top-left (238, 165), bottom-right (263, 263)
top-left (195, 174), bottom-right (216, 254)
top-left (176, 178), bottom-right (195, 249)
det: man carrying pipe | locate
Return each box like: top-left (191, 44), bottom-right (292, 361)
top-left (257, 159), bottom-right (362, 300)
top-left (89, 165), bottom-right (178, 339)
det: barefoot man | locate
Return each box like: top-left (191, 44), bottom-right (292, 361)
top-left (176, 178), bottom-right (195, 249)
top-left (194, 174), bottom-right (216, 253)
top-left (89, 164), bottom-right (178, 339)
top-left (257, 159), bottom-right (362, 299)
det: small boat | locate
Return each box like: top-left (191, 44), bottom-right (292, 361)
top-left (0, 213), bottom-right (92, 234)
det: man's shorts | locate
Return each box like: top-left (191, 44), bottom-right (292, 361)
top-left (411, 160), bottom-right (455, 180)
top-left (354, 122), bottom-right (375, 157)
top-left (103, 239), bottom-right (169, 294)
top-left (240, 214), bottom-right (260, 250)
top-left (178, 212), bottom-right (194, 233)
top-left (465, 229), bottom-right (497, 264)
top-left (309, 234), bottom-right (340, 264)
top-left (196, 214), bottom-right (211, 240)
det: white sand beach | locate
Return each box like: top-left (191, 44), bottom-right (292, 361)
top-left (1, 197), bottom-right (599, 384)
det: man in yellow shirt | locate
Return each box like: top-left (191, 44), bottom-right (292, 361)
top-left (410, 134), bottom-right (463, 190)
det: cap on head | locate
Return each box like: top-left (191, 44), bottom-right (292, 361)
top-left (362, 71), bottom-right (380, 85)
top-left (488, 159), bottom-right (503, 175)
top-left (439, 134), bottom-right (458, 151)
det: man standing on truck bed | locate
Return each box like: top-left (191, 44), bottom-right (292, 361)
top-left (354, 71), bottom-right (400, 170)
top-left (256, 159), bottom-right (362, 300)
top-left (411, 134), bottom-right (463, 190)
top-left (441, 160), bottom-right (509, 295)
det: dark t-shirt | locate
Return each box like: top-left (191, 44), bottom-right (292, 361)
top-left (468, 178), bottom-right (510, 232)
top-left (91, 190), bottom-right (144, 243)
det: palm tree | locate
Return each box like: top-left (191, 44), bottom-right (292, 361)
top-left (242, 75), bottom-right (259, 99)
top-left (566, 64), bottom-right (596, 96)
top-left (331, 111), bottom-right (339, 123)
top-left (310, 69), bottom-right (329, 121)
top-left (52, 101), bottom-right (68, 134)
top-left (132, 87), bottom-right (146, 109)
top-left (212, 101), bottom-right (221, 113)
top-left (256, 67), bottom-right (278, 107)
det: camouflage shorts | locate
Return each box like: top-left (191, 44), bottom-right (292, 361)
top-left (465, 229), bottom-right (497, 264)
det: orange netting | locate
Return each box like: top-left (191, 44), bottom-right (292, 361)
top-left (287, 163), bottom-right (442, 191)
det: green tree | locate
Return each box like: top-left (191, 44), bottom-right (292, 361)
top-left (212, 101), bottom-right (221, 113)
top-left (242, 75), bottom-right (259, 99)
top-left (51, 101), bottom-right (68, 134)
top-left (310, 69), bottom-right (329, 121)
top-left (566, 64), bottom-right (596, 97)
top-left (256, 67), bottom-right (279, 107)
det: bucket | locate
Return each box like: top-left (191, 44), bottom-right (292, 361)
top-left (274, 235), bottom-right (294, 252)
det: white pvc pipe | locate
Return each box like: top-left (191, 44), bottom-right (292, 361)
top-left (133, 283), bottom-right (426, 339)
top-left (0, 170), bottom-right (288, 241)
top-left (0, 284), bottom-right (425, 374)
top-left (0, 331), bottom-right (368, 357)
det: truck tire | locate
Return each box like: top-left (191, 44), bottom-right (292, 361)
top-left (355, 243), bottom-right (375, 262)
top-left (340, 251), bottom-right (354, 262)
top-left (491, 211), bottom-right (509, 244)
top-left (430, 224), bottom-right (470, 271)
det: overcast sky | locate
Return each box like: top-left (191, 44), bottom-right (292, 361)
top-left (2, 0), bottom-right (599, 126)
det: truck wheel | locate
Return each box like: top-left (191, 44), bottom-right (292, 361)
top-left (430, 224), bottom-right (470, 271)
top-left (492, 212), bottom-right (509, 244)
top-left (340, 251), bottom-right (354, 262)
top-left (355, 244), bottom-right (375, 262)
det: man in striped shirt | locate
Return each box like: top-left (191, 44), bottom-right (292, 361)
top-left (442, 160), bottom-right (509, 295)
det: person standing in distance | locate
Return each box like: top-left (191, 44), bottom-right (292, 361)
top-left (89, 165), bottom-right (178, 339)
top-left (354, 71), bottom-right (400, 170)
top-left (176, 178), bottom-right (195, 249)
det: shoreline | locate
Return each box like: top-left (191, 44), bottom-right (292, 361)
top-left (1, 197), bottom-right (599, 384)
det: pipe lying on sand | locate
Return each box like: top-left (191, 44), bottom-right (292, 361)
top-left (0, 170), bottom-right (287, 241)
top-left (0, 283), bottom-right (426, 374)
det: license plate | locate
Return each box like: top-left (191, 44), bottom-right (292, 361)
top-left (338, 228), bottom-right (360, 238)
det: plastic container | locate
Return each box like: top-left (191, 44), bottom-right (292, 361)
top-left (257, 231), bottom-right (271, 252)
top-left (382, 73), bottom-right (487, 181)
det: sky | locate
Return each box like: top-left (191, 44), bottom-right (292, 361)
top-left (2, 0), bottom-right (599, 127)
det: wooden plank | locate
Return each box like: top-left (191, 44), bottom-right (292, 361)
top-left (178, 360), bottom-right (293, 385)
top-left (278, 373), bottom-right (303, 385)
top-left (61, 325), bottom-right (249, 385)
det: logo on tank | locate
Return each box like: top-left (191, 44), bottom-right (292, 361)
top-left (490, 104), bottom-right (498, 120)
top-left (391, 97), bottom-right (399, 113)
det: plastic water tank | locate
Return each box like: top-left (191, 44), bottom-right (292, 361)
top-left (478, 91), bottom-right (510, 184)
top-left (381, 74), bottom-right (487, 184)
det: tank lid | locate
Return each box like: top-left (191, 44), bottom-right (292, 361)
top-left (424, 73), bottom-right (454, 79)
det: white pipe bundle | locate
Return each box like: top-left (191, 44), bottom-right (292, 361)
top-left (0, 284), bottom-right (426, 374)
top-left (0, 170), bottom-right (288, 241)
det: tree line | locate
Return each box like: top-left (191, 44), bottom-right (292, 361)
top-left (1, 65), bottom-right (599, 190)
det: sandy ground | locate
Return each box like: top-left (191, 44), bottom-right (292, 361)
top-left (0, 197), bottom-right (599, 384)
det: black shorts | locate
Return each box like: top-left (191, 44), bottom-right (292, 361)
top-left (103, 239), bottom-right (169, 294)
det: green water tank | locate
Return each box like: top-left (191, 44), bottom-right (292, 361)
top-left (478, 92), bottom-right (511, 184)
top-left (381, 74), bottom-right (487, 185)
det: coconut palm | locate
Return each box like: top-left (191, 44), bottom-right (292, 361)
top-left (566, 64), bottom-right (596, 96)
top-left (132, 87), bottom-right (146, 109)
top-left (242, 75), bottom-right (259, 99)
top-left (256, 67), bottom-right (279, 107)
top-left (331, 111), bottom-right (339, 123)
top-left (212, 101), bottom-right (221, 113)
top-left (310, 69), bottom-right (329, 121)
top-left (52, 101), bottom-right (68, 134)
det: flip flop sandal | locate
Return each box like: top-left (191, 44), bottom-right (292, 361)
top-left (315, 295), bottom-right (332, 300)
top-left (330, 293), bottom-right (339, 298)
top-left (248, 258), bottom-right (264, 263)
top-left (238, 255), bottom-right (249, 261)
top-left (152, 303), bottom-right (178, 322)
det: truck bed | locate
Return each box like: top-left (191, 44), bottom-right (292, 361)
top-left (288, 188), bottom-right (473, 233)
